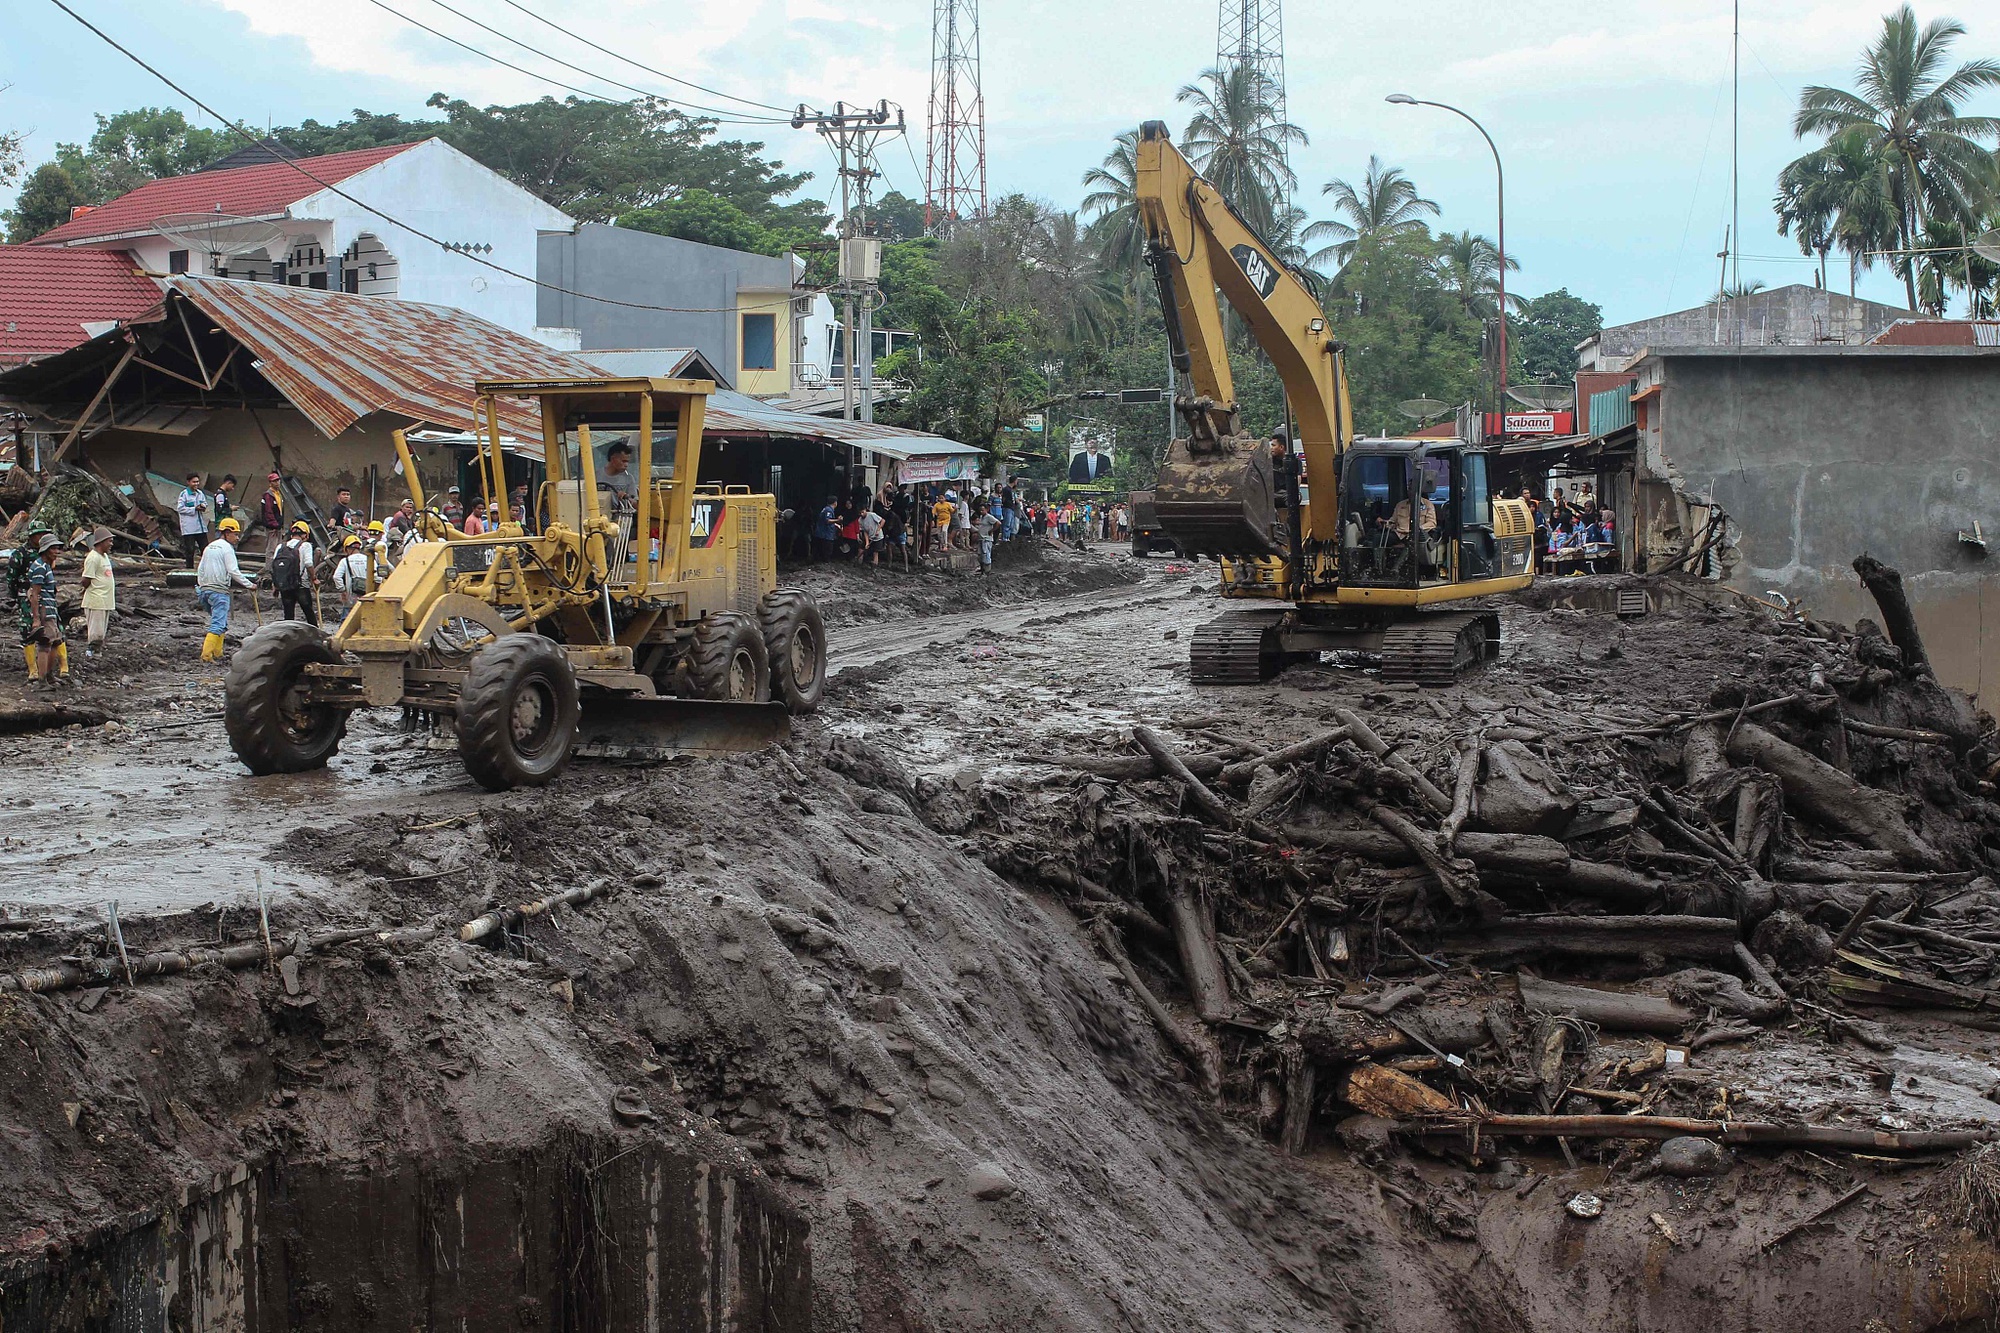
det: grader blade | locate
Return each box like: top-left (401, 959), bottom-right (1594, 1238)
top-left (1153, 432), bottom-right (1279, 559)
top-left (574, 696), bottom-right (791, 760)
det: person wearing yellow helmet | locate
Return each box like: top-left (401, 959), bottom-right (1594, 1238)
top-left (270, 519), bottom-right (318, 625)
top-left (196, 518), bottom-right (254, 661)
top-left (332, 533), bottom-right (372, 606)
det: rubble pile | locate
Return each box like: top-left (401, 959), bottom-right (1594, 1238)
top-left (978, 558), bottom-right (2000, 1167)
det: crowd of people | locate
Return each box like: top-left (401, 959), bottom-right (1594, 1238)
top-left (800, 481), bottom-right (1130, 572)
top-left (1522, 482), bottom-right (1617, 571)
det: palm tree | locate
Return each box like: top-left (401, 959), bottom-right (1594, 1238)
top-left (1432, 230), bottom-right (1521, 320)
top-left (1774, 126), bottom-right (1899, 294)
top-left (1791, 5), bottom-right (2000, 309)
top-left (1302, 156), bottom-right (1439, 275)
top-left (1176, 64), bottom-right (1306, 236)
top-left (1081, 129), bottom-right (1148, 325)
top-left (1031, 211), bottom-right (1124, 351)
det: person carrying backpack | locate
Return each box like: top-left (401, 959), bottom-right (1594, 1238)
top-left (270, 520), bottom-right (318, 624)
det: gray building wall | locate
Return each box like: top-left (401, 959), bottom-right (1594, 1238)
top-left (537, 224), bottom-right (794, 385)
top-left (1585, 285), bottom-right (1908, 370)
top-left (1639, 345), bottom-right (2000, 700)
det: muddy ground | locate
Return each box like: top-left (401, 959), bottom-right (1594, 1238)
top-left (3, 543), bottom-right (2000, 1330)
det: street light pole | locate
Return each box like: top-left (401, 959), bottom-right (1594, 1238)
top-left (1386, 93), bottom-right (1507, 417)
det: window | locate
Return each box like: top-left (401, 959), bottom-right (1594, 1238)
top-left (168, 249), bottom-right (189, 274)
top-left (1459, 452), bottom-right (1490, 529)
top-left (741, 313), bottom-right (777, 371)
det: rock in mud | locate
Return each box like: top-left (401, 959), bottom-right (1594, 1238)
top-left (968, 1161), bottom-right (1018, 1200)
top-left (1657, 1136), bottom-right (1732, 1177)
top-left (1750, 909), bottom-right (1833, 973)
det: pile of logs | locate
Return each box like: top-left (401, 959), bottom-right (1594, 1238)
top-left (994, 558), bottom-right (2000, 1159)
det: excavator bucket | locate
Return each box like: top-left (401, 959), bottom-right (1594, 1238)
top-left (1153, 433), bottom-right (1279, 559)
top-left (573, 695), bottom-right (791, 760)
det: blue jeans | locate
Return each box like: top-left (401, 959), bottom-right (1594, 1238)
top-left (197, 588), bottom-right (231, 634)
top-left (1002, 508), bottom-right (1019, 540)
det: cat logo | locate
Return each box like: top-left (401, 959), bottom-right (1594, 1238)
top-left (1230, 244), bottom-right (1279, 299)
top-left (690, 498), bottom-right (725, 548)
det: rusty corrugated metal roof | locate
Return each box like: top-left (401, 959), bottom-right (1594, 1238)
top-left (39, 276), bottom-right (985, 457)
top-left (169, 275), bottom-right (592, 438)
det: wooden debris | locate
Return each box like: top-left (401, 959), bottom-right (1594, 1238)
top-left (1440, 914), bottom-right (1741, 963)
top-left (1092, 920), bottom-right (1218, 1093)
top-left (1340, 972), bottom-right (1446, 1018)
top-left (1400, 1112), bottom-right (1994, 1155)
top-left (1762, 1182), bottom-right (1870, 1252)
top-left (1132, 725), bottom-right (1241, 830)
top-left (1517, 974), bottom-right (1693, 1035)
top-left (459, 881), bottom-right (611, 942)
top-left (1726, 722), bottom-right (1941, 868)
top-left (1332, 708), bottom-right (1451, 813)
top-left (1853, 555), bottom-right (1929, 673)
top-left (1217, 728), bottom-right (1348, 787)
top-left (1827, 949), bottom-right (2000, 1013)
top-left (1338, 1062), bottom-right (1458, 1118)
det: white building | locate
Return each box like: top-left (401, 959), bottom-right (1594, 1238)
top-left (26, 138), bottom-right (573, 337)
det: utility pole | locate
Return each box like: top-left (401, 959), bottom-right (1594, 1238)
top-left (794, 101), bottom-right (905, 423)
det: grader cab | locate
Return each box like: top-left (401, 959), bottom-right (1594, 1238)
top-left (223, 377), bottom-right (825, 790)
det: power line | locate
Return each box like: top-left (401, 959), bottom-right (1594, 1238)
top-left (495, 0), bottom-right (798, 118)
top-left (43, 0), bottom-right (809, 316)
top-left (400, 0), bottom-right (789, 124)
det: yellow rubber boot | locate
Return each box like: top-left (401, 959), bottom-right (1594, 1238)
top-left (23, 644), bottom-right (36, 678)
top-left (55, 642), bottom-right (69, 677)
top-left (201, 632), bottom-right (225, 662)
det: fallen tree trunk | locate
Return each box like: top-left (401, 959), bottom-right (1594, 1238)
top-left (1438, 914), bottom-right (1741, 962)
top-left (1332, 708), bottom-right (1451, 813)
top-left (1338, 1062), bottom-right (1458, 1118)
top-left (1853, 555), bottom-right (1929, 673)
top-left (1283, 826), bottom-right (1663, 904)
top-left (1400, 1113), bottom-right (1992, 1155)
top-left (1217, 729), bottom-right (1348, 787)
top-left (1516, 974), bottom-right (1693, 1034)
top-left (1133, 725), bottom-right (1239, 829)
top-left (1352, 794), bottom-right (1482, 910)
top-left (0, 701), bottom-right (114, 736)
top-left (1092, 921), bottom-right (1219, 1093)
top-left (1725, 722), bottom-right (1941, 868)
top-left (1052, 752), bottom-right (1228, 781)
top-left (1163, 875), bottom-right (1233, 1022)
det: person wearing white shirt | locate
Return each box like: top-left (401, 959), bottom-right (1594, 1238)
top-left (80, 527), bottom-right (116, 657)
top-left (331, 535), bottom-right (372, 606)
top-left (196, 518), bottom-right (254, 661)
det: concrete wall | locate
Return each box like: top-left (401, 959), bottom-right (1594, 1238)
top-left (1586, 285), bottom-right (1909, 370)
top-left (1644, 346), bottom-right (2000, 700)
top-left (538, 224), bottom-right (795, 388)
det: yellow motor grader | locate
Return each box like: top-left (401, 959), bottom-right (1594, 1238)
top-left (223, 376), bottom-right (824, 790)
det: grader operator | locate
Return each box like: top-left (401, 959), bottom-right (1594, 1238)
top-left (1135, 122), bottom-right (1534, 685)
top-left (223, 377), bottom-right (825, 790)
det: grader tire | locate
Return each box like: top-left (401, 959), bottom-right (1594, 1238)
top-left (455, 635), bottom-right (580, 791)
top-left (224, 621), bottom-right (348, 775)
top-left (685, 612), bottom-right (770, 703)
top-left (758, 589), bottom-right (826, 715)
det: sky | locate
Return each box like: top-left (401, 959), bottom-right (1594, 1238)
top-left (3, 0), bottom-right (1994, 325)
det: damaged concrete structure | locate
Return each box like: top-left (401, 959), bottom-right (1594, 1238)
top-left (1607, 342), bottom-right (2000, 699)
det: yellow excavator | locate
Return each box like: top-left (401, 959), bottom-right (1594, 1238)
top-left (1135, 122), bottom-right (1534, 685)
top-left (223, 377), bottom-right (822, 789)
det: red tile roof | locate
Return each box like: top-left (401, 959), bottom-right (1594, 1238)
top-left (0, 247), bottom-right (163, 364)
top-left (28, 142), bottom-right (425, 246)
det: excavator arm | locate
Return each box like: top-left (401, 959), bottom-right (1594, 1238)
top-left (1135, 121), bottom-right (1353, 558)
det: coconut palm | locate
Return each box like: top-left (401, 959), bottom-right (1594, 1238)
top-left (1081, 130), bottom-right (1142, 262)
top-left (1302, 157), bottom-right (1439, 275)
top-left (1791, 4), bottom-right (2000, 309)
top-left (1030, 210), bottom-right (1125, 351)
top-left (1176, 64), bottom-right (1307, 236)
top-left (1774, 126), bottom-right (1899, 295)
top-left (1431, 230), bottom-right (1521, 321)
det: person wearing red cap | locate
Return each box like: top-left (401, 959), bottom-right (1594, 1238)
top-left (254, 473), bottom-right (285, 552)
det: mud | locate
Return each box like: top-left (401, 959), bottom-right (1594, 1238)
top-left (5, 553), bottom-right (2000, 1331)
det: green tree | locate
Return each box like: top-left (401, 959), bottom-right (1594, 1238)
top-left (1431, 230), bottom-right (1520, 321)
top-left (868, 190), bottom-right (927, 241)
top-left (1790, 5), bottom-right (2000, 309)
top-left (1512, 289), bottom-right (1602, 385)
top-left (1325, 229), bottom-right (1485, 434)
top-left (4, 162), bottom-right (86, 242)
top-left (1175, 64), bottom-right (1305, 236)
top-left (278, 110), bottom-right (442, 156)
top-left (422, 93), bottom-right (825, 231)
top-left (53, 107), bottom-right (228, 201)
top-left (1774, 126), bottom-right (1899, 294)
top-left (1303, 156), bottom-right (1437, 275)
top-left (616, 189), bottom-right (773, 252)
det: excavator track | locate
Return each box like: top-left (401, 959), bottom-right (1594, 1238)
top-left (1377, 612), bottom-right (1498, 687)
top-left (1190, 609), bottom-right (1288, 684)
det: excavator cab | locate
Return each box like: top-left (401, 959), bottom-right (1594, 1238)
top-left (1338, 441), bottom-right (1528, 589)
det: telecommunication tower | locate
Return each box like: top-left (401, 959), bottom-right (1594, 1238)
top-left (1216, 0), bottom-right (1288, 182)
top-left (926, 0), bottom-right (987, 227)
